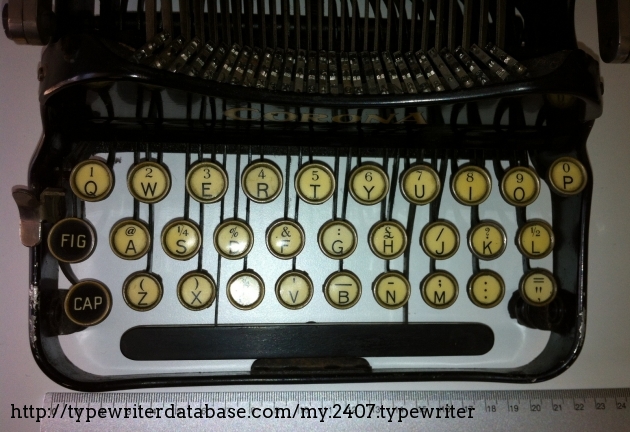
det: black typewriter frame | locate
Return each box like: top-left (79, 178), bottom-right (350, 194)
top-left (18, 25), bottom-right (599, 389)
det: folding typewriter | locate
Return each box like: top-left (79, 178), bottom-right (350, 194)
top-left (5, 0), bottom-right (623, 390)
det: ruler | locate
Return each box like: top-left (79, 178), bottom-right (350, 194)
top-left (40, 389), bottom-right (630, 431)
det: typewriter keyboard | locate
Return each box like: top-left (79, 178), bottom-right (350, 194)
top-left (49, 143), bottom-right (587, 375)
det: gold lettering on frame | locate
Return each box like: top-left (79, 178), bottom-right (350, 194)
top-left (395, 112), bottom-right (427, 124)
top-left (264, 111), bottom-right (299, 121)
top-left (300, 113), bottom-right (329, 122)
top-left (332, 114), bottom-right (361, 123)
top-left (223, 107), bottom-right (261, 121)
top-left (365, 113), bottom-right (397, 124)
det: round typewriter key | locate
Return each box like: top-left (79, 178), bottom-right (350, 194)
top-left (177, 271), bottom-right (216, 311)
top-left (266, 219), bottom-right (305, 259)
top-left (47, 218), bottom-right (96, 263)
top-left (421, 271), bottom-right (459, 309)
top-left (127, 160), bottom-right (171, 204)
top-left (227, 270), bottom-right (265, 310)
top-left (122, 272), bottom-right (163, 311)
top-left (161, 219), bottom-right (202, 260)
top-left (500, 166), bottom-right (540, 206)
top-left (324, 270), bottom-right (362, 309)
top-left (368, 220), bottom-right (408, 260)
top-left (468, 221), bottom-right (507, 260)
top-left (317, 219), bottom-right (358, 260)
top-left (295, 162), bottom-right (336, 204)
top-left (517, 220), bottom-right (554, 259)
top-left (275, 270), bottom-right (314, 309)
top-left (109, 219), bottom-right (151, 260)
top-left (213, 219), bottom-right (254, 259)
top-left (467, 270), bottom-right (505, 308)
top-left (451, 165), bottom-right (492, 206)
top-left (372, 271), bottom-right (410, 309)
top-left (420, 220), bottom-right (460, 260)
top-left (64, 279), bottom-right (112, 326)
top-left (186, 160), bottom-right (228, 204)
top-left (348, 163), bottom-right (389, 205)
top-left (548, 157), bottom-right (588, 196)
top-left (241, 160), bottom-right (283, 203)
top-left (400, 164), bottom-right (441, 205)
top-left (70, 159), bottom-right (114, 202)
top-left (520, 269), bottom-right (557, 306)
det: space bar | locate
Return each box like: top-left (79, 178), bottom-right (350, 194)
top-left (120, 323), bottom-right (494, 360)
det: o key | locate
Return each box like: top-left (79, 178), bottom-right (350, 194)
top-left (186, 160), bottom-right (229, 204)
top-left (177, 271), bottom-right (216, 311)
top-left (70, 159), bottom-right (114, 202)
top-left (64, 280), bottom-right (112, 326)
top-left (399, 164), bottom-right (441, 205)
top-left (161, 219), bottom-right (202, 260)
top-left (451, 165), bottom-right (492, 206)
top-left (500, 166), bottom-right (540, 207)
top-left (275, 270), bottom-right (314, 309)
top-left (122, 272), bottom-right (163, 311)
top-left (241, 160), bottom-right (283, 203)
top-left (294, 162), bottom-right (336, 204)
top-left (348, 163), bottom-right (389, 205)
top-left (128, 161), bottom-right (171, 204)
top-left (520, 269), bottom-right (557, 306)
top-left (548, 157), bottom-right (588, 196)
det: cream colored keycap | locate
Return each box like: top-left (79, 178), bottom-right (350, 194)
top-left (421, 271), bottom-right (458, 309)
top-left (520, 269), bottom-right (557, 306)
top-left (266, 220), bottom-right (305, 259)
top-left (501, 166), bottom-right (540, 206)
top-left (369, 220), bottom-right (407, 260)
top-left (468, 221), bottom-right (507, 260)
top-left (451, 165), bottom-right (492, 205)
top-left (318, 219), bottom-right (358, 260)
top-left (348, 163), bottom-right (389, 205)
top-left (324, 271), bottom-right (362, 309)
top-left (295, 162), bottom-right (336, 204)
top-left (420, 220), bottom-right (460, 260)
top-left (517, 220), bottom-right (554, 259)
top-left (186, 160), bottom-right (228, 203)
top-left (161, 219), bottom-right (202, 260)
top-left (275, 270), bottom-right (314, 309)
top-left (467, 271), bottom-right (505, 308)
top-left (70, 159), bottom-right (114, 202)
top-left (177, 271), bottom-right (216, 310)
top-left (122, 272), bottom-right (163, 311)
top-left (372, 271), bottom-right (410, 309)
top-left (400, 164), bottom-right (441, 205)
top-left (241, 160), bottom-right (283, 203)
top-left (109, 219), bottom-right (151, 260)
top-left (227, 271), bottom-right (265, 310)
top-left (128, 161), bottom-right (171, 203)
top-left (548, 157), bottom-right (588, 196)
top-left (213, 219), bottom-right (254, 259)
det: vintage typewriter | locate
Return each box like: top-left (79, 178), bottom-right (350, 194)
top-left (5, 0), bottom-right (621, 391)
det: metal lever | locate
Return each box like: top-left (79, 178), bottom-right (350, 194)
top-left (12, 186), bottom-right (42, 247)
top-left (597, 0), bottom-right (630, 63)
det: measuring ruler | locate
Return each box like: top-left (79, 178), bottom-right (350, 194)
top-left (39, 389), bottom-right (630, 431)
